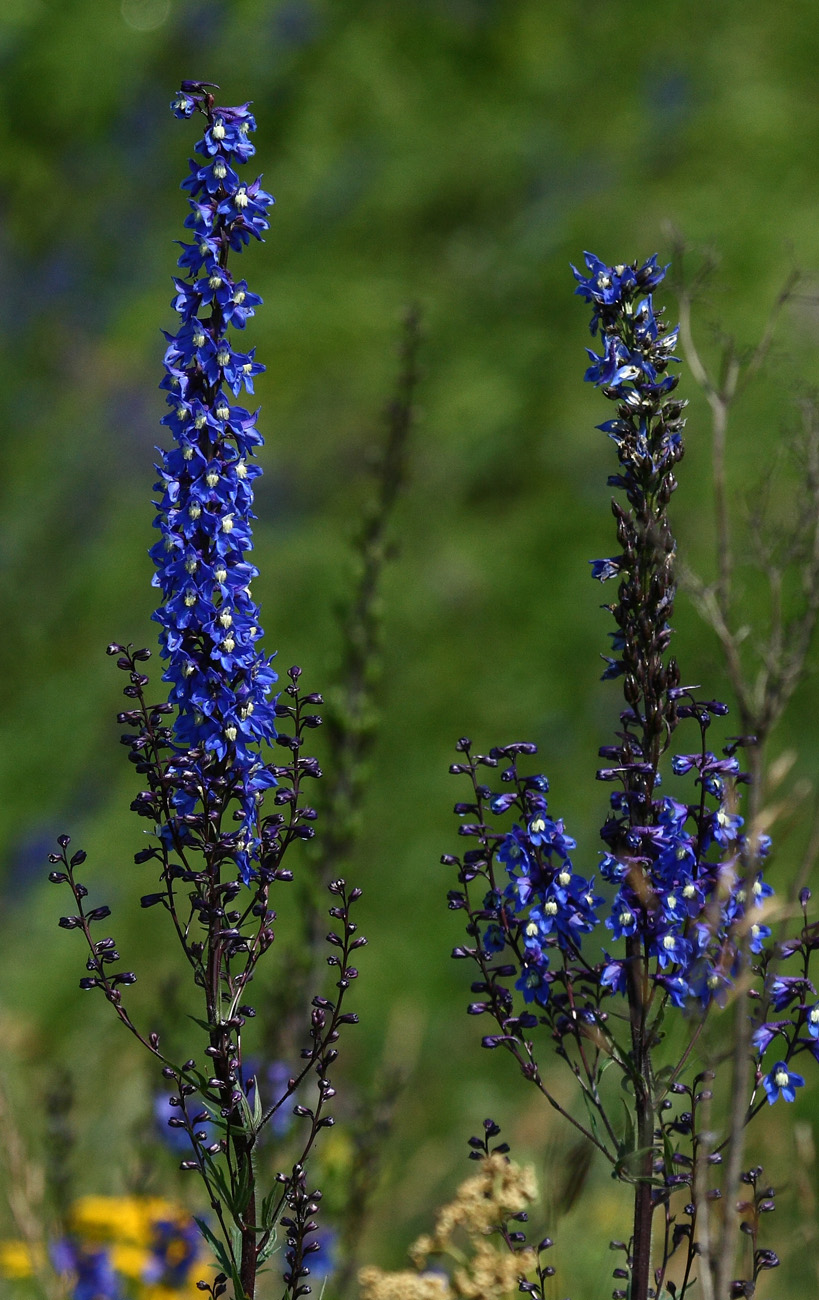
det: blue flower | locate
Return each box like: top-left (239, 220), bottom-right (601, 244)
top-left (590, 556), bottom-right (623, 582)
top-left (153, 93), bottom-right (279, 883)
top-left (762, 1061), bottom-right (805, 1104)
top-left (752, 1020), bottom-right (787, 1055)
top-left (605, 894), bottom-right (638, 940)
top-left (747, 919), bottom-right (772, 954)
top-left (572, 252), bottom-right (636, 307)
top-left (768, 976), bottom-right (809, 1011)
top-left (516, 961), bottom-right (551, 1007)
top-left (51, 1240), bottom-right (122, 1300)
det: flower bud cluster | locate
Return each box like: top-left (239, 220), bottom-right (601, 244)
top-left (152, 86), bottom-right (277, 881)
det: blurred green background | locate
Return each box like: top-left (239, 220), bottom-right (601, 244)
top-left (3, 0), bottom-right (819, 1292)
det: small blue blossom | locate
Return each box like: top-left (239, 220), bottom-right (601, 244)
top-left (516, 961), bottom-right (551, 1007)
top-left (590, 556), bottom-right (623, 582)
top-left (51, 1241), bottom-right (122, 1300)
top-left (752, 1020), bottom-right (787, 1055)
top-left (769, 976), bottom-right (811, 1011)
top-left (747, 919), bottom-right (772, 954)
top-left (605, 894), bottom-right (638, 940)
top-left (762, 1061), bottom-right (805, 1104)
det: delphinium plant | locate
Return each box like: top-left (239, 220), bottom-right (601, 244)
top-left (47, 82), bottom-right (365, 1300)
top-left (442, 254), bottom-right (819, 1299)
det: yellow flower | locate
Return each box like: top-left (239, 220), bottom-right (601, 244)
top-left (69, 1196), bottom-right (187, 1248)
top-left (111, 1241), bottom-right (152, 1280)
top-left (0, 1239), bottom-right (40, 1279)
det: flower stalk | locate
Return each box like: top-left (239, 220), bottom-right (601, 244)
top-left (444, 255), bottom-right (816, 1299)
top-left (50, 84), bottom-right (365, 1300)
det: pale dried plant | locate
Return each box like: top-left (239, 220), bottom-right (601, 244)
top-left (0, 1073), bottom-right (68, 1300)
top-left (358, 1153), bottom-right (538, 1300)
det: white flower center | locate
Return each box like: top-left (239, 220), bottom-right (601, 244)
top-left (775, 1068), bottom-right (789, 1088)
top-left (222, 635), bottom-right (235, 652)
top-left (217, 346), bottom-right (230, 366)
top-left (235, 187), bottom-right (249, 209)
top-left (221, 515), bottom-right (234, 533)
top-left (213, 160), bottom-right (227, 180)
top-left (225, 724), bottom-right (237, 741)
top-left (544, 900), bottom-right (558, 917)
top-left (234, 289), bottom-right (246, 304)
top-left (188, 503), bottom-right (201, 520)
top-left (212, 120), bottom-right (226, 140)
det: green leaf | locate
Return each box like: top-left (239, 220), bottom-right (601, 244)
top-left (193, 1216), bottom-right (235, 1279)
top-left (187, 1014), bottom-right (214, 1034)
top-left (205, 1158), bottom-right (238, 1216)
top-left (257, 1224), bottom-right (280, 1267)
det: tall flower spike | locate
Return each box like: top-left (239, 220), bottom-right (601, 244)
top-left (151, 87), bottom-right (277, 883)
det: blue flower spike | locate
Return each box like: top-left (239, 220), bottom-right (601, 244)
top-left (152, 85), bottom-right (278, 883)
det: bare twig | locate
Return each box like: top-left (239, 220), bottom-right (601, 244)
top-left (670, 236), bottom-right (819, 1298)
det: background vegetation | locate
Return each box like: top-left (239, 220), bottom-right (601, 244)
top-left (2, 0), bottom-right (819, 1292)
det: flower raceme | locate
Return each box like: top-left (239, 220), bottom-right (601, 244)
top-left (48, 88), bottom-right (367, 1300)
top-left (445, 256), bottom-right (819, 1107)
top-left (152, 86), bottom-right (278, 883)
